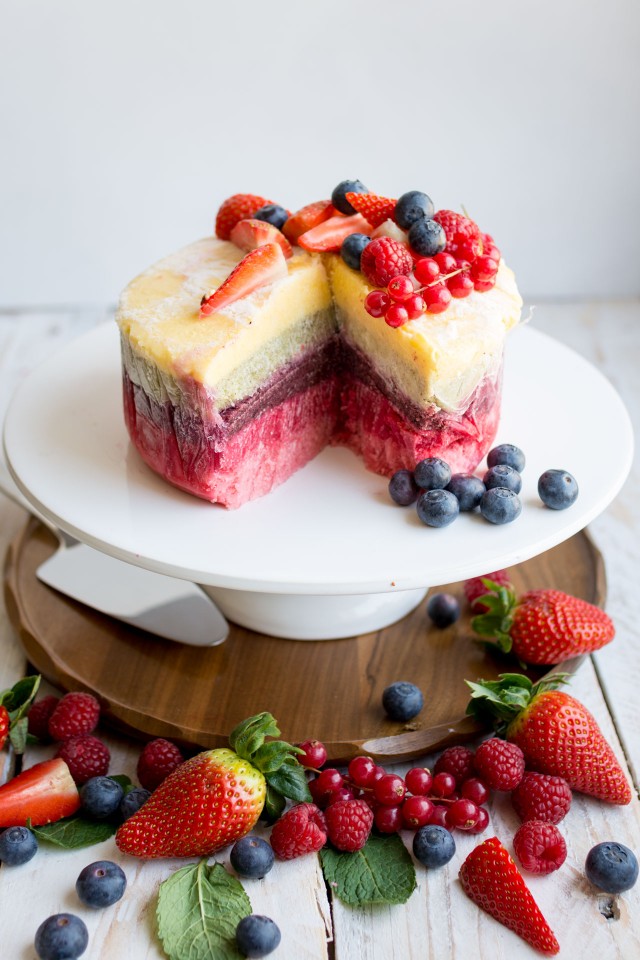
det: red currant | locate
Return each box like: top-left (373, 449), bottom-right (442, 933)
top-left (387, 275), bottom-right (415, 302)
top-left (402, 795), bottom-right (434, 829)
top-left (314, 768), bottom-right (344, 798)
top-left (434, 252), bottom-right (457, 274)
top-left (348, 756), bottom-right (378, 788)
top-left (470, 256), bottom-right (499, 283)
top-left (447, 272), bottom-right (474, 299)
top-left (373, 773), bottom-right (406, 806)
top-left (413, 257), bottom-right (440, 285)
top-left (458, 238), bottom-right (482, 261)
top-left (431, 772), bottom-right (456, 798)
top-left (446, 798), bottom-right (480, 831)
top-left (482, 232), bottom-right (494, 246)
top-left (461, 777), bottom-right (489, 806)
top-left (404, 767), bottom-right (433, 796)
top-left (473, 277), bottom-right (496, 293)
top-left (364, 290), bottom-right (391, 318)
top-left (427, 805), bottom-right (449, 827)
top-left (374, 804), bottom-right (403, 834)
top-left (423, 283), bottom-right (452, 315)
top-left (404, 294), bottom-right (426, 320)
top-left (297, 739), bottom-right (327, 769)
top-left (385, 303), bottom-right (409, 328)
top-left (327, 786), bottom-right (355, 805)
top-left (483, 243), bottom-right (501, 262)
top-left (467, 805), bottom-right (490, 834)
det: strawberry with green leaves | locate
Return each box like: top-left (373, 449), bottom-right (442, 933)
top-left (471, 582), bottom-right (614, 665)
top-left (459, 836), bottom-right (559, 955)
top-left (0, 675), bottom-right (41, 754)
top-left (116, 712), bottom-right (310, 858)
top-left (467, 673), bottom-right (632, 804)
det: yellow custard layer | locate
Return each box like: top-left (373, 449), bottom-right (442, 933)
top-left (116, 237), bottom-right (522, 413)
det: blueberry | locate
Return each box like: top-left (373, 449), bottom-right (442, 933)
top-left (446, 474), bottom-right (485, 511)
top-left (413, 825), bottom-right (456, 869)
top-left (340, 232), bottom-right (371, 270)
top-left (427, 593), bottom-right (461, 629)
top-left (35, 914), bottom-right (88, 960)
top-left (236, 914), bottom-right (281, 958)
top-left (0, 825), bottom-right (38, 865)
top-left (395, 191), bottom-right (435, 230)
top-left (414, 457), bottom-right (451, 490)
top-left (331, 179), bottom-right (368, 215)
top-left (408, 219), bottom-right (446, 257)
top-left (416, 489), bottom-right (460, 528)
top-left (480, 487), bottom-right (522, 524)
top-left (76, 860), bottom-right (127, 908)
top-left (585, 842), bottom-right (638, 893)
top-left (487, 443), bottom-right (526, 473)
top-left (230, 836), bottom-right (275, 879)
top-left (538, 469), bottom-right (579, 510)
top-left (382, 681), bottom-right (424, 721)
top-left (388, 469), bottom-right (420, 506)
top-left (253, 204), bottom-right (288, 231)
top-left (80, 776), bottom-right (124, 819)
top-left (119, 787), bottom-right (151, 821)
top-left (483, 464), bottom-right (522, 494)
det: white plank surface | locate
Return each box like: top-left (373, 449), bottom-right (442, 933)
top-left (0, 303), bottom-right (639, 959)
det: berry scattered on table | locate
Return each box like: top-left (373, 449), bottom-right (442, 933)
top-left (348, 756), bottom-right (380, 788)
top-left (297, 739), bottom-right (328, 770)
top-left (483, 464), bottom-right (522, 494)
top-left (585, 841), bottom-right (639, 893)
top-left (253, 203), bottom-right (288, 231)
top-left (309, 767), bottom-right (344, 807)
top-left (375, 804), bottom-right (404, 833)
top-left (76, 860), bottom-right (127, 908)
top-left (461, 778), bottom-right (490, 806)
top-left (416, 489), bottom-right (460, 527)
top-left (480, 486), bottom-right (522, 524)
top-left (215, 193), bottom-right (271, 241)
top-left (538, 469), bottom-right (579, 510)
top-left (402, 794), bottom-right (435, 829)
top-left (446, 797), bottom-right (481, 831)
top-left (426, 593), bottom-right (460, 628)
top-left (0, 758), bottom-right (80, 827)
top-left (511, 771), bottom-right (572, 824)
top-left (487, 443), bottom-right (525, 473)
top-left (446, 474), bottom-right (485, 511)
top-left (27, 695), bottom-right (59, 743)
top-left (513, 820), bottom-right (567, 875)
top-left (413, 824), bottom-right (456, 869)
top-left (331, 179), bottom-right (369, 215)
top-left (373, 773), bottom-right (406, 806)
top-left (404, 766), bottom-right (433, 796)
top-left (340, 232), bottom-right (372, 270)
top-left (463, 570), bottom-right (511, 611)
top-left (236, 914), bottom-right (282, 958)
top-left (230, 836), bottom-right (275, 879)
top-left (80, 776), bottom-right (123, 819)
top-left (388, 469), bottom-right (420, 506)
top-left (408, 218), bottom-right (446, 257)
top-left (137, 738), bottom-right (184, 791)
top-left (325, 798), bottom-right (374, 851)
top-left (414, 457), bottom-right (452, 490)
top-left (361, 236), bottom-right (414, 288)
top-left (48, 692), bottom-right (100, 741)
top-left (270, 802), bottom-right (327, 860)
top-left (119, 787), bottom-right (151, 821)
top-left (382, 681), bottom-right (424, 722)
top-left (430, 771), bottom-right (457, 799)
top-left (57, 735), bottom-right (110, 785)
top-left (0, 825), bottom-right (38, 865)
top-left (34, 914), bottom-right (89, 960)
top-left (474, 738), bottom-right (525, 792)
top-left (434, 746), bottom-right (475, 786)
top-left (467, 806), bottom-right (491, 834)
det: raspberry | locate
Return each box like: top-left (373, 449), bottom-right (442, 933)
top-left (48, 692), bottom-right (100, 741)
top-left (215, 193), bottom-right (270, 241)
top-left (137, 738), bottom-right (184, 791)
top-left (57, 734), bottom-right (110, 784)
top-left (511, 771), bottom-right (572, 824)
top-left (270, 802), bottom-right (327, 860)
top-left (463, 569), bottom-right (511, 612)
top-left (360, 237), bottom-right (413, 288)
top-left (325, 799), bottom-right (373, 852)
top-left (27, 695), bottom-right (59, 743)
top-left (474, 738), bottom-right (525, 791)
top-left (434, 746), bottom-right (475, 786)
top-left (513, 820), bottom-right (567, 874)
top-left (433, 210), bottom-right (481, 252)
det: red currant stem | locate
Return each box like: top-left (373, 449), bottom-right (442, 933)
top-left (414, 268), bottom-right (465, 295)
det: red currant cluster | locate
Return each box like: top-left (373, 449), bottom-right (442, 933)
top-left (364, 241), bottom-right (501, 329)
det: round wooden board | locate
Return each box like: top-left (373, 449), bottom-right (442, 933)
top-left (4, 519), bottom-right (605, 762)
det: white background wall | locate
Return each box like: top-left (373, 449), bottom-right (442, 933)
top-left (1, 0), bottom-right (638, 306)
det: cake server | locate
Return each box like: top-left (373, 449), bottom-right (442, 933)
top-left (0, 469), bottom-right (229, 647)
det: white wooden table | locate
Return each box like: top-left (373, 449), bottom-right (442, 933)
top-left (1, 302), bottom-right (639, 958)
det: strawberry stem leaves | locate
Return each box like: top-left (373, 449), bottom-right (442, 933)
top-left (466, 672), bottom-right (571, 731)
top-left (228, 712), bottom-right (311, 805)
top-left (471, 581), bottom-right (517, 652)
top-left (0, 674), bottom-right (41, 754)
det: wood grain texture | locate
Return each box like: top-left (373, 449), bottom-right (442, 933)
top-left (5, 519), bottom-right (604, 761)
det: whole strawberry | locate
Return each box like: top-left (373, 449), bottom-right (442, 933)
top-left (459, 836), bottom-right (559, 954)
top-left (467, 674), bottom-right (632, 804)
top-left (116, 713), bottom-right (309, 858)
top-left (48, 692), bottom-right (100, 741)
top-left (471, 584), bottom-right (614, 664)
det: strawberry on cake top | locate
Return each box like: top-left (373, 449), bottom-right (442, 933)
top-left (116, 181), bottom-right (522, 508)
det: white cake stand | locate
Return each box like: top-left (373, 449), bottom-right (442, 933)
top-left (3, 322), bottom-right (633, 640)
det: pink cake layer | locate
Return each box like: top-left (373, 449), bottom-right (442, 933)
top-left (123, 359), bottom-right (502, 508)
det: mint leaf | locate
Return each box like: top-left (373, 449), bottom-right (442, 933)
top-left (32, 816), bottom-right (117, 849)
top-left (320, 834), bottom-right (416, 906)
top-left (157, 860), bottom-right (251, 960)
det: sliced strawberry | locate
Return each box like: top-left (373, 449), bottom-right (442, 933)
top-left (0, 758), bottom-right (81, 827)
top-left (282, 200), bottom-right (334, 243)
top-left (215, 193), bottom-right (271, 241)
top-left (345, 192), bottom-right (397, 228)
top-left (200, 244), bottom-right (288, 316)
top-left (297, 214), bottom-right (373, 253)
top-left (230, 219), bottom-right (293, 259)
